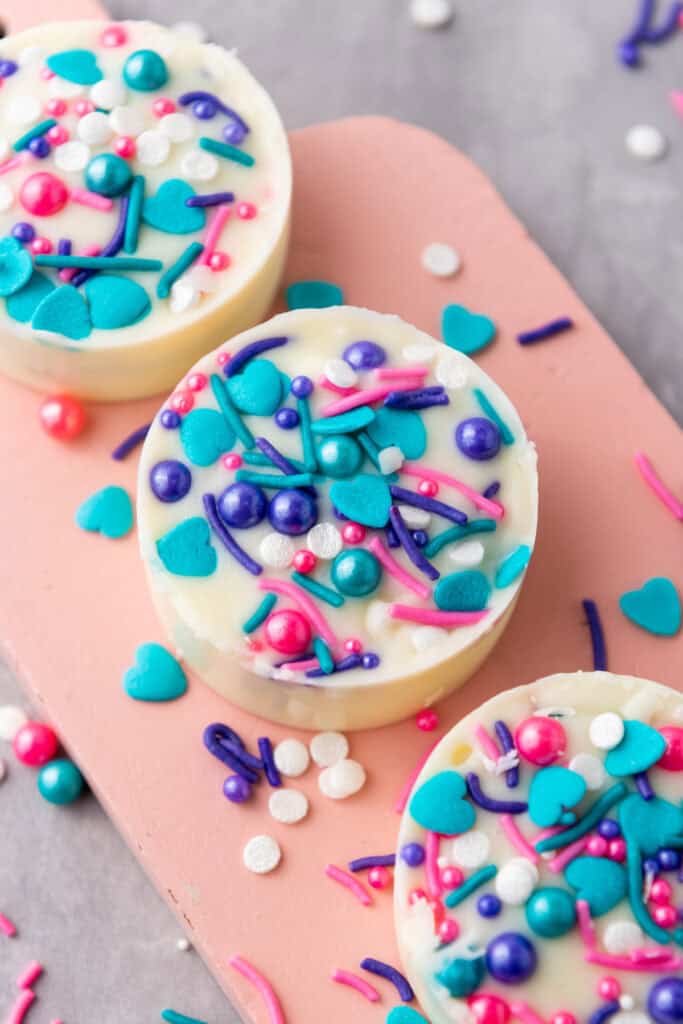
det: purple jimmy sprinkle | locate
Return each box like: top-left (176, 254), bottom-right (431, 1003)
top-left (634, 771), bottom-right (655, 801)
top-left (466, 773), bottom-right (528, 814)
top-left (588, 1001), bottom-right (622, 1024)
top-left (112, 422), bottom-right (152, 461)
top-left (517, 317), bottom-right (574, 345)
top-left (257, 737), bottom-right (282, 788)
top-left (582, 598), bottom-right (607, 671)
top-left (482, 481), bottom-right (500, 499)
top-left (389, 506), bottom-right (440, 581)
top-left (72, 194), bottom-right (129, 287)
top-left (389, 485), bottom-right (468, 526)
top-left (178, 91), bottom-right (249, 142)
top-left (306, 653), bottom-right (362, 678)
top-left (494, 719), bottom-right (519, 789)
top-left (384, 386), bottom-right (449, 411)
top-left (641, 1), bottom-right (683, 43)
top-left (203, 722), bottom-right (246, 751)
top-left (202, 493), bottom-right (263, 576)
top-left (360, 958), bottom-right (414, 1003)
top-left (57, 238), bottom-right (72, 256)
top-left (225, 336), bottom-right (289, 378)
top-left (186, 191), bottom-right (235, 208)
top-left (203, 724), bottom-right (261, 783)
top-left (348, 854), bottom-right (396, 872)
top-left (385, 523), bottom-right (400, 548)
top-left (255, 436), bottom-right (300, 476)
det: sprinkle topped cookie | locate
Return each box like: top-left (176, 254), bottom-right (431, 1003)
top-left (0, 20), bottom-right (291, 398)
top-left (395, 672), bottom-right (683, 1024)
top-left (137, 307), bottom-right (537, 729)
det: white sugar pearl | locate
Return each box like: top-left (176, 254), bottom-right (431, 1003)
top-left (47, 77), bottom-right (84, 99)
top-left (448, 540), bottom-right (485, 568)
top-left (273, 738), bottom-right (310, 778)
top-left (77, 111), bottom-right (112, 146)
top-left (0, 705), bottom-right (27, 741)
top-left (435, 353), bottom-right (469, 390)
top-left (569, 752), bottom-right (606, 790)
top-left (421, 242), bottom-right (461, 277)
top-left (366, 600), bottom-right (391, 635)
top-left (109, 105), bottom-right (145, 138)
top-left (603, 920), bottom-right (643, 954)
top-left (181, 149), bottom-right (219, 181)
top-left (136, 130), bottom-right (170, 167)
top-left (160, 112), bottom-right (194, 143)
top-left (318, 758), bottom-right (366, 799)
top-left (169, 279), bottom-right (200, 314)
top-left (6, 95), bottom-right (40, 126)
top-left (171, 20), bottom-right (209, 43)
top-left (306, 523), bottom-right (342, 560)
top-left (18, 46), bottom-right (45, 66)
top-left (397, 504), bottom-right (430, 528)
top-left (0, 184), bottom-right (14, 212)
top-left (176, 937), bottom-right (192, 952)
top-left (448, 830), bottom-right (490, 869)
top-left (90, 78), bottom-right (126, 109)
top-left (378, 446), bottom-right (404, 474)
top-left (242, 834), bottom-right (282, 874)
top-left (589, 712), bottom-right (624, 751)
top-left (410, 625), bottom-right (448, 652)
top-left (495, 858), bottom-right (538, 905)
top-left (626, 123), bottom-right (667, 161)
top-left (619, 997), bottom-right (636, 1013)
top-left (186, 265), bottom-right (220, 293)
top-left (410, 0), bottom-right (454, 29)
top-left (310, 731), bottom-right (349, 767)
top-left (55, 140), bottom-right (90, 173)
top-left (268, 788), bottom-right (309, 824)
top-left (324, 358), bottom-right (357, 389)
top-left (259, 533), bottom-right (294, 569)
top-left (402, 342), bottom-right (437, 363)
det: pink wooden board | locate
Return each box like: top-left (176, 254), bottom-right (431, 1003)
top-left (1, 112), bottom-right (682, 1024)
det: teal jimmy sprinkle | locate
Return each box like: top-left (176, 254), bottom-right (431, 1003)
top-left (157, 242), bottom-right (204, 299)
top-left (535, 782), bottom-right (628, 854)
top-left (35, 254), bottom-right (162, 272)
top-left (210, 373), bottom-right (255, 449)
top-left (290, 571), bottom-right (345, 608)
top-left (242, 593), bottom-right (277, 634)
top-left (12, 118), bottom-right (57, 151)
top-left (124, 175), bottom-right (145, 254)
top-left (444, 864), bottom-right (497, 909)
top-left (235, 470), bottom-right (315, 490)
top-left (161, 1011), bottom-right (208, 1024)
top-left (473, 387), bottom-right (515, 445)
top-left (199, 136), bottom-right (255, 166)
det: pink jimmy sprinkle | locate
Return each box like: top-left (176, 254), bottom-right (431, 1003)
top-left (402, 464), bottom-right (505, 519)
top-left (634, 451), bottom-right (683, 521)
top-left (320, 380), bottom-right (418, 417)
top-left (324, 864), bottom-right (373, 907)
top-left (228, 955), bottom-right (286, 1024)
top-left (0, 153), bottom-right (29, 177)
top-left (6, 990), bottom-right (35, 1024)
top-left (200, 205), bottom-right (231, 264)
top-left (509, 1001), bottom-right (546, 1024)
top-left (546, 837), bottom-right (588, 873)
top-left (318, 375), bottom-right (358, 396)
top-left (473, 726), bottom-right (540, 863)
top-left (388, 605), bottom-right (490, 627)
top-left (278, 657), bottom-right (319, 672)
top-left (60, 245), bottom-right (101, 283)
top-left (368, 536), bottom-right (431, 600)
top-left (0, 911), bottom-right (17, 937)
top-left (70, 188), bottom-right (113, 212)
top-left (374, 365), bottom-right (429, 380)
top-left (425, 831), bottom-right (443, 898)
top-left (331, 969), bottom-right (380, 1003)
top-left (15, 961), bottom-right (42, 989)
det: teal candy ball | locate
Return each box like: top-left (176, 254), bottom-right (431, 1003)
top-left (331, 549), bottom-right (382, 597)
top-left (38, 758), bottom-right (84, 805)
top-left (316, 434), bottom-right (363, 479)
top-left (123, 49), bottom-right (169, 91)
top-left (84, 154), bottom-right (132, 197)
top-left (525, 887), bottom-right (577, 938)
top-left (436, 956), bottom-right (486, 998)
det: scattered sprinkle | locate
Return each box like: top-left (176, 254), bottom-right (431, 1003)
top-left (242, 834), bottom-right (282, 874)
top-left (0, 706), bottom-right (27, 741)
top-left (420, 241), bottom-right (460, 277)
top-left (310, 731), bottom-right (349, 767)
top-left (332, 968), bottom-right (380, 1003)
top-left (228, 955), bottom-right (285, 1024)
top-left (111, 422), bottom-right (151, 461)
top-left (325, 864), bottom-right (373, 906)
top-left (517, 317), bottom-right (573, 345)
top-left (268, 788), bottom-right (309, 824)
top-left (633, 451), bottom-right (683, 520)
top-left (625, 123), bottom-right (667, 160)
top-left (318, 758), bottom-right (366, 799)
top-left (273, 738), bottom-right (310, 778)
top-left (286, 280), bottom-right (344, 310)
top-left (360, 958), bottom-right (414, 1002)
top-left (410, 0), bottom-right (454, 30)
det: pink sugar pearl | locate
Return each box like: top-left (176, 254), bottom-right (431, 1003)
top-left (440, 866), bottom-right (464, 890)
top-left (408, 887), bottom-right (427, 906)
top-left (292, 549), bottom-right (316, 574)
top-left (418, 479), bottom-right (439, 497)
top-left (30, 237), bottom-right (53, 255)
top-left (597, 978), bottom-right (621, 1000)
top-left (152, 97), bottom-right (176, 117)
top-left (209, 251), bottom-right (231, 271)
top-left (45, 98), bottom-right (66, 117)
top-left (652, 904), bottom-right (678, 928)
top-left (367, 866), bottom-right (391, 890)
top-left (264, 609), bottom-right (312, 655)
top-left (39, 394), bottom-right (86, 441)
top-left (650, 879), bottom-right (673, 905)
top-left (607, 838), bottom-right (626, 862)
top-left (341, 522), bottom-right (366, 544)
top-left (20, 172), bottom-right (68, 217)
top-left (74, 99), bottom-right (95, 118)
top-left (468, 993), bottom-right (511, 1024)
top-left (343, 637), bottom-right (362, 654)
top-left (216, 352), bottom-right (230, 367)
top-left (551, 1014), bottom-right (577, 1024)
top-left (40, 66), bottom-right (55, 80)
top-left (169, 390), bottom-right (194, 415)
top-left (586, 836), bottom-right (608, 857)
top-left (46, 125), bottom-right (69, 145)
top-left (187, 372), bottom-right (208, 392)
top-left (236, 201), bottom-right (257, 219)
top-left (222, 453), bottom-right (242, 470)
top-left (101, 23), bottom-right (128, 47)
top-left (514, 715), bottom-right (566, 765)
top-left (438, 919), bottom-right (459, 944)
top-left (114, 136), bottom-right (136, 159)
top-left (13, 721), bottom-right (58, 766)
top-left (416, 708), bottom-right (439, 732)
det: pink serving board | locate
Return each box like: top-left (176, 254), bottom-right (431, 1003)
top-left (1, 103), bottom-right (682, 1024)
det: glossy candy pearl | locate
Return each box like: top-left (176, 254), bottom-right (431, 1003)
top-left (343, 637), bottom-right (362, 654)
top-left (653, 905), bottom-right (678, 928)
top-left (367, 866), bottom-right (391, 889)
top-left (264, 609), bottom-right (311, 655)
top-left (648, 979), bottom-right (683, 1024)
top-left (150, 460), bottom-right (192, 503)
top-left (651, 880), bottom-right (673, 905)
top-left (342, 340), bottom-right (386, 370)
top-left (477, 894), bottom-right (502, 917)
top-left (46, 125), bottom-right (68, 146)
top-left (514, 716), bottom-right (566, 766)
top-left (85, 154), bottom-right (132, 197)
top-left (13, 721), bottom-right (58, 766)
top-left (441, 866), bottom-right (464, 890)
top-left (439, 919), bottom-right (460, 945)
top-left (223, 774), bottom-right (251, 803)
top-left (123, 49), bottom-right (169, 92)
top-left (587, 836), bottom-right (608, 857)
top-left (416, 709), bottom-right (439, 731)
top-left (20, 172), bottom-right (68, 217)
top-left (408, 887), bottom-right (428, 905)
top-left (418, 479), bottom-right (439, 497)
top-left (222, 452), bottom-right (242, 470)
top-left (39, 394), bottom-right (86, 440)
top-left (217, 482), bottom-right (267, 529)
top-left (658, 849), bottom-right (681, 872)
top-left (101, 23), bottom-right (128, 47)
top-left (275, 407), bottom-right (300, 430)
top-left (550, 1014), bottom-right (577, 1024)
top-left (12, 221), bottom-right (35, 243)
top-left (153, 97), bottom-right (176, 117)
top-left (525, 887), bottom-right (576, 938)
top-left (316, 435), bottom-right (363, 479)
top-left (598, 978), bottom-right (621, 1000)
top-left (598, 819), bottom-right (621, 840)
top-left (290, 375), bottom-right (313, 398)
top-left (28, 137), bottom-right (50, 159)
top-left (74, 99), bottom-right (95, 117)
top-left (331, 549), bottom-right (382, 597)
top-left (643, 857), bottom-right (660, 877)
top-left (607, 838), bottom-right (627, 862)
top-left (236, 201), bottom-right (257, 219)
top-left (160, 409), bottom-right (181, 429)
top-left (37, 758), bottom-right (84, 804)
top-left (341, 522), bottom-right (366, 545)
top-left (361, 652), bottom-right (380, 669)
top-left (467, 993), bottom-right (511, 1024)
top-left (0, 59), bottom-right (18, 78)
top-left (412, 529), bottom-right (429, 548)
top-left (400, 843), bottom-right (425, 867)
top-left (30, 237), bottom-right (52, 255)
top-left (209, 251), bottom-right (230, 271)
top-left (292, 549), bottom-right (316, 574)
top-left (114, 136), bottom-right (136, 159)
top-left (45, 98), bottom-right (67, 116)
top-left (485, 932), bottom-right (537, 984)
top-left (186, 372), bottom-right (207, 392)
top-left (455, 417), bottom-right (502, 461)
top-left (658, 726), bottom-right (683, 771)
top-left (170, 391), bottom-right (194, 415)
top-left (268, 489), bottom-right (317, 536)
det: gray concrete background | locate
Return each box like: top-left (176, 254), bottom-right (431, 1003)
top-left (1, 2), bottom-right (682, 1021)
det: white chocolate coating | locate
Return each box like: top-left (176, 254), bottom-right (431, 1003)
top-left (395, 673), bottom-right (683, 1024)
top-left (0, 21), bottom-right (291, 399)
top-left (137, 307), bottom-right (538, 730)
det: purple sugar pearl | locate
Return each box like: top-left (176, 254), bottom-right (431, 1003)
top-left (455, 416), bottom-right (501, 461)
top-left (361, 652), bottom-right (380, 669)
top-left (11, 221), bottom-right (35, 244)
top-left (598, 818), bottom-right (621, 840)
top-left (400, 842), bottom-right (425, 867)
top-left (150, 460), bottom-right (192, 503)
top-left (222, 121), bottom-right (247, 145)
top-left (486, 932), bottom-right (537, 984)
top-left (218, 482), bottom-right (267, 529)
top-left (643, 857), bottom-right (660, 876)
top-left (658, 849), bottom-right (681, 872)
top-left (223, 774), bottom-right (252, 803)
top-left (28, 137), bottom-right (50, 159)
top-left (290, 375), bottom-right (313, 398)
top-left (275, 407), bottom-right (300, 429)
top-left (412, 529), bottom-right (429, 548)
top-left (647, 978), bottom-right (683, 1024)
top-left (268, 488), bottom-right (317, 536)
top-left (477, 894), bottom-right (502, 918)
top-left (343, 340), bottom-right (386, 370)
top-left (160, 409), bottom-right (181, 429)
top-left (0, 60), bottom-right (18, 78)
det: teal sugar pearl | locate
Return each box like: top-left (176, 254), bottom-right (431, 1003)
top-left (123, 49), bottom-right (169, 91)
top-left (525, 886), bottom-right (577, 938)
top-left (331, 548), bottom-right (382, 597)
top-left (38, 758), bottom-right (84, 805)
top-left (315, 434), bottom-right (363, 479)
top-left (84, 154), bottom-right (132, 197)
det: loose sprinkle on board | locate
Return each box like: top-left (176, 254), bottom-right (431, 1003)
top-left (582, 599), bottom-right (608, 671)
top-left (228, 955), bottom-right (286, 1024)
top-left (111, 422), bottom-right (151, 461)
top-left (360, 958), bottom-right (415, 1002)
top-left (325, 864), bottom-right (373, 906)
top-left (634, 451), bottom-right (683, 520)
top-left (517, 317), bottom-right (574, 345)
top-left (332, 969), bottom-right (381, 1003)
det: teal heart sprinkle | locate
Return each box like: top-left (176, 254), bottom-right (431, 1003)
top-left (123, 642), bottom-right (187, 702)
top-left (528, 766), bottom-right (587, 827)
top-left (565, 855), bottom-right (628, 917)
top-left (366, 406), bottom-right (426, 460)
top-left (5, 270), bottom-right (54, 322)
top-left (286, 279), bottom-right (344, 309)
top-left (227, 358), bottom-right (283, 416)
top-left (619, 576), bottom-right (681, 637)
top-left (495, 544), bottom-right (531, 588)
top-left (156, 517), bottom-right (217, 577)
top-left (46, 48), bottom-right (103, 85)
top-left (85, 274), bottom-right (151, 329)
top-left (605, 720), bottom-right (667, 777)
top-left (76, 485), bottom-right (133, 539)
top-left (409, 770), bottom-right (476, 835)
top-left (32, 284), bottom-right (92, 341)
top-left (442, 303), bottom-right (496, 356)
top-left (434, 570), bottom-right (491, 612)
top-left (386, 1009), bottom-right (429, 1024)
top-left (436, 956), bottom-right (486, 998)
top-left (329, 473), bottom-right (392, 528)
top-left (142, 179), bottom-right (206, 235)
top-left (0, 236), bottom-right (33, 298)
top-left (619, 793), bottom-right (683, 856)
top-left (180, 409), bottom-right (235, 466)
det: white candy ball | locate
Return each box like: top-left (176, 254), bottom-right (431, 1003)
top-left (169, 279), bottom-right (200, 314)
top-left (159, 112), bottom-right (194, 143)
top-left (176, 937), bottom-right (191, 952)
top-left (90, 78), bottom-right (126, 109)
top-left (109, 105), bottom-right (145, 138)
top-left (589, 712), bottom-right (624, 751)
top-left (410, 625), bottom-right (448, 652)
top-left (55, 140), bottom-right (90, 173)
top-left (318, 758), bottom-right (366, 799)
top-left (136, 130), bottom-right (170, 167)
top-left (6, 95), bottom-right (41, 126)
top-left (625, 124), bottom-right (667, 161)
top-left (410, 0), bottom-right (454, 29)
top-left (181, 149), bottom-right (219, 181)
top-left (603, 920), bottom-right (644, 954)
top-left (268, 788), bottom-right (309, 824)
top-left (310, 731), bottom-right (349, 767)
top-left (397, 504), bottom-right (430, 528)
top-left (366, 600), bottom-right (391, 636)
top-left (378, 446), bottom-right (404, 474)
top-left (306, 523), bottom-right (342, 560)
top-left (0, 184), bottom-right (14, 212)
top-left (448, 830), bottom-right (491, 870)
top-left (273, 738), bottom-right (310, 778)
top-left (495, 858), bottom-right (539, 905)
top-left (448, 540), bottom-right (485, 568)
top-left (569, 752), bottom-right (606, 790)
top-left (259, 532), bottom-right (294, 569)
top-left (435, 353), bottom-right (469, 390)
top-left (421, 241), bottom-right (461, 277)
top-left (77, 111), bottom-right (112, 146)
top-left (242, 834), bottom-right (282, 874)
top-left (0, 705), bottom-right (27, 741)
top-left (324, 357), bottom-right (357, 389)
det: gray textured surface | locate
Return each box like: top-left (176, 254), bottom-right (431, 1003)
top-left (2, 2), bottom-right (682, 1022)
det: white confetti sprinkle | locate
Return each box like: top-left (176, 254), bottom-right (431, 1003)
top-left (448, 539), bottom-right (485, 568)
top-left (171, 20), bottom-right (209, 43)
top-left (47, 77), bottom-right (84, 99)
top-left (421, 241), bottom-right (461, 277)
top-left (181, 149), bottom-right (219, 181)
top-left (619, 998), bottom-right (636, 1013)
top-left (378, 446), bottom-right (404, 474)
top-left (306, 523), bottom-right (342, 560)
top-left (18, 46), bottom-right (45, 66)
top-left (495, 858), bottom-right (538, 905)
top-left (366, 600), bottom-right (391, 635)
top-left (589, 712), bottom-right (624, 751)
top-left (273, 738), bottom-right (310, 778)
top-left (435, 353), bottom-right (469, 390)
top-left (447, 830), bottom-right (490, 870)
top-left (242, 834), bottom-right (282, 874)
top-left (410, 625), bottom-right (448, 652)
top-left (136, 130), bottom-right (171, 167)
top-left (176, 937), bottom-right (192, 952)
top-left (259, 532), bottom-right (294, 569)
top-left (0, 184), bottom-right (14, 212)
top-left (77, 111), bottom-right (112, 146)
top-left (54, 140), bottom-right (90, 173)
top-left (625, 123), bottom-right (667, 161)
top-left (603, 920), bottom-right (644, 954)
top-left (324, 357), bottom-right (357, 389)
top-left (318, 758), bottom-right (366, 799)
top-left (109, 104), bottom-right (146, 138)
top-left (159, 112), bottom-right (194, 143)
top-left (186, 264), bottom-right (220, 294)
top-left (0, 705), bottom-right (27, 741)
top-left (6, 95), bottom-right (41, 126)
top-left (90, 78), bottom-right (126, 109)
top-left (169, 279), bottom-right (200, 314)
top-left (397, 504), bottom-right (430, 528)
top-left (310, 731), bottom-right (349, 767)
top-left (268, 788), bottom-right (309, 824)
top-left (402, 342), bottom-right (437, 363)
top-left (569, 752), bottom-right (606, 790)
top-left (410, 0), bottom-right (454, 29)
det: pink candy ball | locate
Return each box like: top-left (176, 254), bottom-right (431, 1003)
top-left (187, 372), bottom-right (207, 392)
top-left (418, 479), bottom-right (439, 497)
top-left (216, 352), bottom-right (230, 367)
top-left (30, 237), bottom-right (52, 255)
top-left (416, 709), bottom-right (439, 732)
top-left (222, 453), bottom-right (242, 470)
top-left (169, 390), bottom-right (194, 415)
top-left (264, 609), bottom-right (311, 655)
top-left (550, 1014), bottom-right (577, 1024)
top-left (367, 866), bottom-right (391, 890)
top-left (652, 904), bottom-right (678, 928)
top-left (74, 99), bottom-right (95, 118)
top-left (650, 880), bottom-right (673, 905)
top-left (658, 726), bottom-right (683, 771)
top-left (586, 836), bottom-right (608, 857)
top-left (209, 251), bottom-right (231, 271)
top-left (341, 522), bottom-right (366, 545)
top-left (292, 549), bottom-right (316, 574)
top-left (45, 98), bottom-right (66, 116)
top-left (46, 125), bottom-right (68, 145)
top-left (101, 24), bottom-right (128, 47)
top-left (114, 136), bottom-right (136, 159)
top-left (597, 978), bottom-right (621, 1000)
top-left (20, 172), bottom-right (68, 217)
top-left (343, 637), bottom-right (362, 654)
top-left (467, 993), bottom-right (511, 1024)
top-left (607, 838), bottom-right (627, 862)
top-left (438, 919), bottom-right (460, 944)
top-left (13, 721), bottom-right (58, 766)
top-left (440, 866), bottom-right (464, 890)
top-left (408, 887), bottom-right (427, 906)
top-left (39, 394), bottom-right (86, 441)
top-left (514, 716), bottom-right (567, 766)
top-left (40, 66), bottom-right (55, 80)
top-left (236, 201), bottom-right (257, 219)
top-left (152, 97), bottom-right (176, 117)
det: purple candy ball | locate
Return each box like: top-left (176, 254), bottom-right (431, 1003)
top-left (657, 848), bottom-right (681, 872)
top-left (290, 375), bottom-right (314, 398)
top-left (400, 842), bottom-right (426, 867)
top-left (361, 652), bottom-right (380, 670)
top-left (412, 529), bottom-right (429, 548)
top-left (218, 481), bottom-right (267, 529)
top-left (477, 894), bottom-right (502, 918)
top-left (222, 121), bottom-right (247, 145)
top-left (0, 60), bottom-right (18, 78)
top-left (647, 978), bottom-right (683, 1024)
top-left (598, 818), bottom-right (621, 840)
top-left (268, 488), bottom-right (317, 536)
top-left (455, 416), bottom-right (501, 461)
top-left (28, 137), bottom-right (50, 159)
top-left (223, 773), bottom-right (251, 803)
top-left (192, 98), bottom-right (217, 119)
top-left (275, 406), bottom-right (300, 429)
top-left (11, 221), bottom-right (35, 244)
top-left (643, 857), bottom-right (660, 876)
top-left (150, 460), bottom-right (192, 503)
top-left (485, 932), bottom-right (537, 984)
top-left (160, 409), bottom-right (181, 429)
top-left (342, 340), bottom-right (386, 371)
